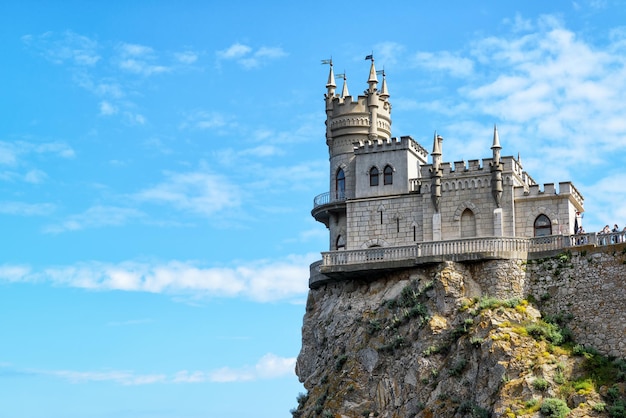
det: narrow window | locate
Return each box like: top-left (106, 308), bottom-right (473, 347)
top-left (380, 211), bottom-right (383, 225)
top-left (336, 235), bottom-right (345, 250)
top-left (413, 225), bottom-right (416, 241)
top-left (336, 168), bottom-right (345, 200)
top-left (369, 167), bottom-right (379, 186)
top-left (383, 165), bottom-right (393, 185)
top-left (534, 214), bottom-right (552, 237)
top-left (396, 218), bottom-right (400, 233)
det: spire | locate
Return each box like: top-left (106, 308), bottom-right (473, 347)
top-left (491, 124), bottom-right (501, 149)
top-left (432, 131), bottom-right (442, 157)
top-left (491, 124), bottom-right (501, 165)
top-left (431, 131), bottom-right (442, 169)
top-left (340, 74), bottom-right (349, 98)
top-left (517, 151), bottom-right (522, 166)
top-left (366, 55), bottom-right (378, 92)
top-left (325, 60), bottom-right (336, 96)
top-left (379, 70), bottom-right (389, 99)
top-left (490, 125), bottom-right (503, 208)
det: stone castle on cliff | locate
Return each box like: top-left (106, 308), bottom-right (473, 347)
top-left (310, 58), bottom-right (586, 286)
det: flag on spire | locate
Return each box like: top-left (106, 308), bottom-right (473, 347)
top-left (364, 54), bottom-right (373, 61)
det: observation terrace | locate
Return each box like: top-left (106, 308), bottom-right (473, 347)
top-left (309, 231), bottom-right (626, 289)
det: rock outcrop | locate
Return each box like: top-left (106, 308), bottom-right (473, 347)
top-left (293, 261), bottom-right (625, 418)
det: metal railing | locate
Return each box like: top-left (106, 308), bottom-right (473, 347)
top-left (313, 191), bottom-right (353, 208)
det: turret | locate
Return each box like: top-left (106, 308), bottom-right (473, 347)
top-left (430, 132), bottom-right (443, 212)
top-left (490, 125), bottom-right (503, 208)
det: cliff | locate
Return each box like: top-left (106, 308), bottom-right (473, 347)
top-left (293, 261), bottom-right (626, 418)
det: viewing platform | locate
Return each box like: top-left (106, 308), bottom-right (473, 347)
top-left (309, 231), bottom-right (626, 288)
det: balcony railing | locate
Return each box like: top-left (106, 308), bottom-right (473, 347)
top-left (319, 232), bottom-right (626, 269)
top-left (313, 190), bottom-right (353, 208)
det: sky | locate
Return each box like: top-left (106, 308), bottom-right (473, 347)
top-left (1, 1), bottom-right (626, 417)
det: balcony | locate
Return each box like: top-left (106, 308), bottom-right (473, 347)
top-left (309, 231), bottom-right (626, 288)
top-left (311, 191), bottom-right (352, 226)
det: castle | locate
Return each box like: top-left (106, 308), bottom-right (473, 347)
top-left (311, 58), bottom-right (585, 284)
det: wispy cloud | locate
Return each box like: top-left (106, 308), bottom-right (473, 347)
top-left (216, 42), bottom-right (287, 69)
top-left (135, 171), bottom-right (241, 218)
top-left (23, 32), bottom-right (197, 123)
top-left (0, 140), bottom-right (75, 167)
top-left (43, 205), bottom-right (145, 233)
top-left (175, 51), bottom-right (199, 64)
top-left (99, 100), bottom-right (118, 115)
top-left (22, 30), bottom-right (101, 66)
top-left (178, 110), bottom-right (233, 131)
top-left (0, 253), bottom-right (314, 302)
top-left (1, 353), bottom-right (295, 385)
top-left (0, 201), bottom-right (55, 216)
top-left (116, 42), bottom-right (169, 76)
top-left (410, 51), bottom-right (474, 77)
top-left (203, 353), bottom-right (296, 383)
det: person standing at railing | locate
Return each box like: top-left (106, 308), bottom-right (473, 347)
top-left (613, 224), bottom-right (621, 243)
top-left (576, 226), bottom-right (586, 245)
top-left (600, 225), bottom-right (610, 245)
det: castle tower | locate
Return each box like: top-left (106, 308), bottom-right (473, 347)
top-left (325, 58), bottom-right (392, 200)
top-left (315, 58), bottom-right (393, 250)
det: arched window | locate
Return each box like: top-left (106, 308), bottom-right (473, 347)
top-left (534, 214), bottom-right (552, 237)
top-left (336, 168), bottom-right (345, 199)
top-left (383, 165), bottom-right (393, 185)
top-left (369, 167), bottom-right (379, 186)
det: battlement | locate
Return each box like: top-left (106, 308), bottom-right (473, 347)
top-left (327, 93), bottom-right (392, 140)
top-left (515, 181), bottom-right (584, 210)
top-left (353, 135), bottom-right (428, 160)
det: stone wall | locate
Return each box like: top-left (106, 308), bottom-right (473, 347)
top-left (524, 245), bottom-right (626, 358)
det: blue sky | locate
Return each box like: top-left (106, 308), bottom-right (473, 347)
top-left (2, 1), bottom-right (626, 417)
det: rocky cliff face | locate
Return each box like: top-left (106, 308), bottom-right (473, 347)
top-left (293, 261), bottom-right (625, 418)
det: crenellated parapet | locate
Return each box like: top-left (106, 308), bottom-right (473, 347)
top-left (327, 94), bottom-right (391, 140)
top-left (353, 135), bottom-right (428, 160)
top-left (514, 181), bottom-right (584, 211)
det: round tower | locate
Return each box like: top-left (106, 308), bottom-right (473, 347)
top-left (324, 58), bottom-right (392, 202)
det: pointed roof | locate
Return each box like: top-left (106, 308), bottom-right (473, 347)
top-left (380, 71), bottom-right (389, 99)
top-left (340, 74), bottom-right (349, 98)
top-left (326, 61), bottom-right (336, 91)
top-left (491, 124), bottom-right (501, 150)
top-left (432, 131), bottom-right (441, 155)
top-left (368, 58), bottom-right (378, 85)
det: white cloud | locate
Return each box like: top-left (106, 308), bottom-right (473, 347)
top-left (0, 253), bottom-right (316, 302)
top-left (217, 43), bottom-right (252, 59)
top-left (115, 42), bottom-right (170, 76)
top-left (0, 265), bottom-right (32, 282)
top-left (0, 141), bottom-right (75, 170)
top-left (99, 100), bottom-right (118, 115)
top-left (207, 353), bottom-right (296, 383)
top-left (217, 42), bottom-right (287, 69)
top-left (373, 41), bottom-right (406, 66)
top-left (22, 31), bottom-right (100, 66)
top-left (135, 171), bottom-right (241, 217)
top-left (118, 43), bottom-right (154, 57)
top-left (1, 353), bottom-right (295, 386)
top-left (410, 51), bottom-right (474, 77)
